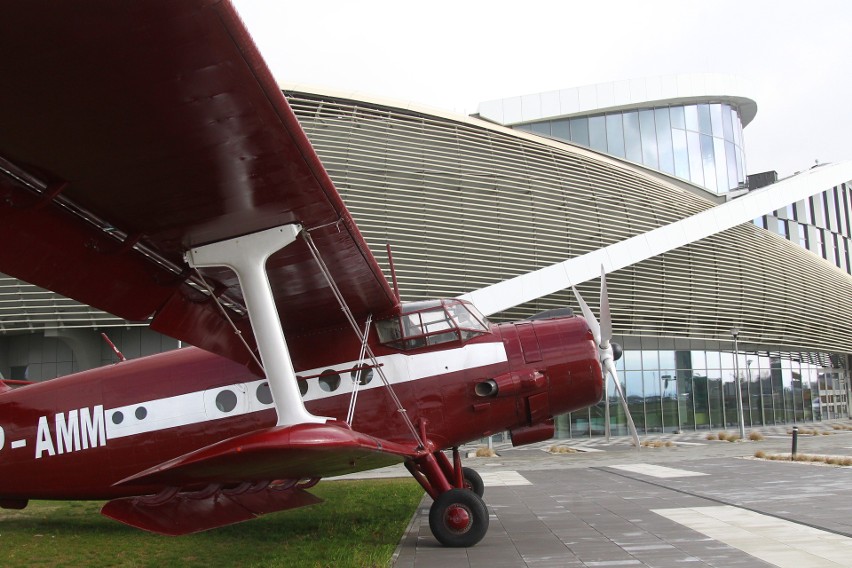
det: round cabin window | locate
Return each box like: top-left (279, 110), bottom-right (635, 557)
top-left (216, 389), bottom-right (238, 413)
top-left (256, 382), bottom-right (273, 405)
top-left (350, 364), bottom-right (374, 386)
top-left (318, 370), bottom-right (341, 392)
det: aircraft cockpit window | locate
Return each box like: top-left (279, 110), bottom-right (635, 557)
top-left (376, 299), bottom-right (491, 350)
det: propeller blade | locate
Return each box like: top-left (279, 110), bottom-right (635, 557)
top-left (572, 286), bottom-right (601, 347)
top-left (599, 266), bottom-right (612, 346)
top-left (605, 359), bottom-right (640, 448)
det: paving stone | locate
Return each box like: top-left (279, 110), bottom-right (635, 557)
top-left (391, 423), bottom-right (852, 567)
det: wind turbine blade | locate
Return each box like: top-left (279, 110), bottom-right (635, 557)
top-left (572, 286), bottom-right (601, 346)
top-left (599, 266), bottom-right (612, 345)
top-left (605, 359), bottom-right (640, 449)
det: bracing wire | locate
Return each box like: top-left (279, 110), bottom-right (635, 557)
top-left (190, 268), bottom-right (265, 372)
top-left (346, 316), bottom-right (372, 426)
top-left (301, 230), bottom-right (425, 448)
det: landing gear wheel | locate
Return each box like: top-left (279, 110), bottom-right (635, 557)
top-left (428, 488), bottom-right (489, 547)
top-left (462, 466), bottom-right (484, 497)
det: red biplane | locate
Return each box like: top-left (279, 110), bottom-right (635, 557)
top-left (0, 1), bottom-right (634, 546)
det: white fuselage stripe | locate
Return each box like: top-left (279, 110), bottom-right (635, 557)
top-left (105, 342), bottom-right (507, 440)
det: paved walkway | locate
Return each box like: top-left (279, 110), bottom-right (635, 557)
top-left (391, 422), bottom-right (852, 567)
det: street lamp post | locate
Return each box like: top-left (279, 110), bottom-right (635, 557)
top-left (732, 328), bottom-right (746, 439)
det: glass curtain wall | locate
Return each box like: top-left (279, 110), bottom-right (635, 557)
top-left (516, 103), bottom-right (747, 195)
top-left (555, 342), bottom-right (848, 439)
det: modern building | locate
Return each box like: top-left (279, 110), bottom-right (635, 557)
top-left (2, 75), bottom-right (851, 438)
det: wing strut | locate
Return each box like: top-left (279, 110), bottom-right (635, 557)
top-left (186, 224), bottom-right (326, 427)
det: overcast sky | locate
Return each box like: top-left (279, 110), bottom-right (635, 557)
top-left (233, 0), bottom-right (852, 179)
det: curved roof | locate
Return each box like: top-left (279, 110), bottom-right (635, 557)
top-left (284, 88), bottom-right (850, 356)
top-left (477, 73), bottom-right (758, 127)
top-left (3, 85), bottom-right (849, 360)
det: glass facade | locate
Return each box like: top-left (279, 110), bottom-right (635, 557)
top-left (756, 182), bottom-right (852, 275)
top-left (515, 103), bottom-right (747, 195)
top-left (555, 342), bottom-right (849, 439)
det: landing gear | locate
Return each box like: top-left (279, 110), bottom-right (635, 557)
top-left (429, 489), bottom-right (489, 547)
top-left (462, 466), bottom-right (484, 497)
top-left (406, 446), bottom-right (489, 547)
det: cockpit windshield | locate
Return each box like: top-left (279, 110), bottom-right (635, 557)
top-left (375, 299), bottom-right (490, 350)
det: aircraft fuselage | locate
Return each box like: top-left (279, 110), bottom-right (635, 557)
top-left (0, 316), bottom-right (601, 502)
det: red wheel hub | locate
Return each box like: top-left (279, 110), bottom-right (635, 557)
top-left (445, 504), bottom-right (472, 533)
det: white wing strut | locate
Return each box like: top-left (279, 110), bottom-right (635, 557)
top-left (461, 161), bottom-right (852, 316)
top-left (186, 224), bottom-right (326, 427)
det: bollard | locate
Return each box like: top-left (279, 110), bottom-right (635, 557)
top-left (791, 426), bottom-right (799, 461)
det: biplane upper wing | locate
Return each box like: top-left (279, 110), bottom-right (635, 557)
top-left (0, 1), bottom-right (398, 367)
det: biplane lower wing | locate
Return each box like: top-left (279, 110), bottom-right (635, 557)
top-left (102, 484), bottom-right (323, 536)
top-left (115, 422), bottom-right (416, 488)
top-left (101, 422), bottom-right (417, 535)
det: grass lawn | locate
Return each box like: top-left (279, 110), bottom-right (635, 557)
top-left (0, 478), bottom-right (423, 568)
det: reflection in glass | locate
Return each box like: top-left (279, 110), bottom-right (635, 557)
top-left (589, 115), bottom-right (607, 152)
top-left (687, 131), bottom-right (704, 186)
top-left (670, 106), bottom-right (685, 129)
top-left (735, 143), bottom-right (744, 184)
top-left (570, 117), bottom-right (589, 146)
top-left (638, 110), bottom-right (658, 168)
top-left (644, 370), bottom-right (662, 432)
top-left (722, 106), bottom-right (734, 141)
top-left (552, 119), bottom-right (570, 140)
top-left (655, 108), bottom-right (674, 175)
top-left (708, 370), bottom-right (723, 428)
top-left (623, 112), bottom-right (642, 163)
top-left (710, 104), bottom-right (724, 137)
top-left (530, 121), bottom-right (551, 136)
top-left (725, 141), bottom-right (739, 189)
top-left (697, 104), bottom-right (712, 135)
top-left (672, 129), bottom-right (689, 180)
top-left (605, 114), bottom-right (625, 157)
top-left (700, 134), bottom-right (717, 193)
top-left (661, 370), bottom-right (678, 432)
top-left (620, 371), bottom-right (640, 435)
top-left (684, 105), bottom-right (699, 132)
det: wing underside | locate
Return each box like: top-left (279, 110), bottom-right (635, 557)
top-left (0, 1), bottom-right (398, 367)
top-left (101, 422), bottom-right (416, 535)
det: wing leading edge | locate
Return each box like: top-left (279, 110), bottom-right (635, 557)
top-left (0, 1), bottom-right (398, 367)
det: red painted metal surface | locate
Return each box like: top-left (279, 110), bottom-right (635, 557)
top-left (0, 2), bottom-right (606, 538)
top-left (0, 1), bottom-right (398, 367)
top-left (116, 422), bottom-right (414, 488)
top-left (102, 485), bottom-right (323, 536)
top-left (0, 317), bottom-right (601, 502)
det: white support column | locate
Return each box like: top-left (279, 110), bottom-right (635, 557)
top-left (186, 224), bottom-right (325, 426)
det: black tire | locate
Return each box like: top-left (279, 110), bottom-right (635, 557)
top-left (428, 488), bottom-right (489, 547)
top-left (462, 466), bottom-right (485, 497)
